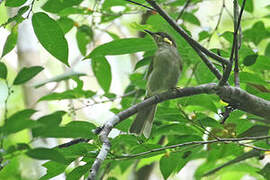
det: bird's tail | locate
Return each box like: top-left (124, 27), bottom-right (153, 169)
top-left (129, 105), bottom-right (157, 138)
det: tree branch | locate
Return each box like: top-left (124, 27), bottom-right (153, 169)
top-left (145, 0), bottom-right (230, 65)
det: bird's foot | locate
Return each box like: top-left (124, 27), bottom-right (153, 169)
top-left (170, 87), bottom-right (182, 94)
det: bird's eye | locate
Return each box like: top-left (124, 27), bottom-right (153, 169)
top-left (163, 37), bottom-right (173, 45)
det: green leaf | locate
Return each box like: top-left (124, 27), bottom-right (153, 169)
top-left (0, 62), bottom-right (7, 79)
top-left (32, 12), bottom-right (69, 66)
top-left (265, 43), bottom-right (270, 57)
top-left (194, 113), bottom-right (222, 128)
top-left (5, 0), bottom-right (27, 7)
top-left (243, 54), bottom-right (258, 66)
top-left (220, 31), bottom-right (234, 43)
top-left (198, 31), bottom-right (210, 41)
top-left (58, 7), bottom-right (91, 16)
top-left (160, 153), bottom-right (180, 179)
top-left (39, 89), bottom-right (96, 101)
top-left (6, 143), bottom-right (30, 155)
top-left (32, 121), bottom-right (96, 138)
top-left (57, 17), bottom-right (74, 34)
top-left (259, 163), bottom-right (270, 180)
top-left (134, 57), bottom-right (152, 70)
top-left (195, 62), bottom-right (215, 84)
top-left (106, 31), bottom-right (120, 40)
top-left (57, 143), bottom-right (97, 158)
top-left (182, 94), bottom-right (217, 112)
top-left (129, 73), bottom-right (146, 89)
top-left (37, 111), bottom-right (66, 127)
top-left (237, 125), bottom-right (270, 137)
top-left (40, 161), bottom-right (68, 180)
top-left (1, 26), bottom-right (17, 57)
top-left (154, 124), bottom-right (198, 136)
top-left (239, 72), bottom-right (268, 85)
top-left (182, 12), bottom-right (200, 26)
top-left (243, 21), bottom-right (269, 45)
top-left (1, 6), bottom-right (29, 27)
top-left (111, 135), bottom-right (138, 150)
top-left (239, 0), bottom-right (254, 13)
top-left (204, 150), bottom-right (261, 176)
top-left (38, 76), bottom-right (95, 101)
top-left (107, 177), bottom-right (117, 180)
top-left (131, 144), bottom-right (164, 158)
top-left (239, 45), bottom-right (255, 61)
top-left (85, 37), bottom-right (156, 59)
top-left (13, 66), bottom-right (44, 85)
top-left (66, 162), bottom-right (92, 180)
top-left (26, 148), bottom-right (66, 164)
top-left (252, 55), bottom-right (270, 70)
top-left (91, 56), bottom-right (111, 92)
top-left (34, 71), bottom-right (86, 88)
top-left (42, 0), bottom-right (83, 13)
top-left (102, 0), bottom-right (126, 9)
top-left (118, 160), bottom-right (134, 173)
top-left (2, 109), bottom-right (37, 135)
top-left (155, 106), bottom-right (186, 123)
top-left (226, 111), bottom-right (252, 135)
top-left (76, 25), bottom-right (93, 55)
top-left (168, 135), bottom-right (203, 146)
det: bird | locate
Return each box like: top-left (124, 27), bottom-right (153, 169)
top-left (129, 30), bottom-right (183, 138)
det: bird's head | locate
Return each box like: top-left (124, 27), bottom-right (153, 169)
top-left (144, 29), bottom-right (176, 47)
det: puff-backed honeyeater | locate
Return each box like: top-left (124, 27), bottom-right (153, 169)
top-left (130, 30), bottom-right (183, 138)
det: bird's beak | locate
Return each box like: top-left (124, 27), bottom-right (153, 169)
top-left (144, 29), bottom-right (155, 36)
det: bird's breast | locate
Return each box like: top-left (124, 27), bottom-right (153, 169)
top-left (146, 45), bottom-right (182, 96)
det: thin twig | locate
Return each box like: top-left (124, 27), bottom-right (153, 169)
top-left (207, 0), bottom-right (225, 44)
top-left (57, 138), bottom-right (90, 148)
top-left (185, 62), bottom-right (199, 86)
top-left (4, 80), bottom-right (11, 121)
top-left (215, 0), bottom-right (225, 31)
top-left (176, 0), bottom-right (191, 21)
top-left (219, 0), bottom-right (246, 86)
top-left (233, 1), bottom-right (240, 87)
top-left (125, 0), bottom-right (156, 11)
top-left (26, 0), bottom-right (35, 18)
top-left (238, 142), bottom-right (270, 151)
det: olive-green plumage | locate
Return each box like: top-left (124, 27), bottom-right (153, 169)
top-left (130, 30), bottom-right (182, 138)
